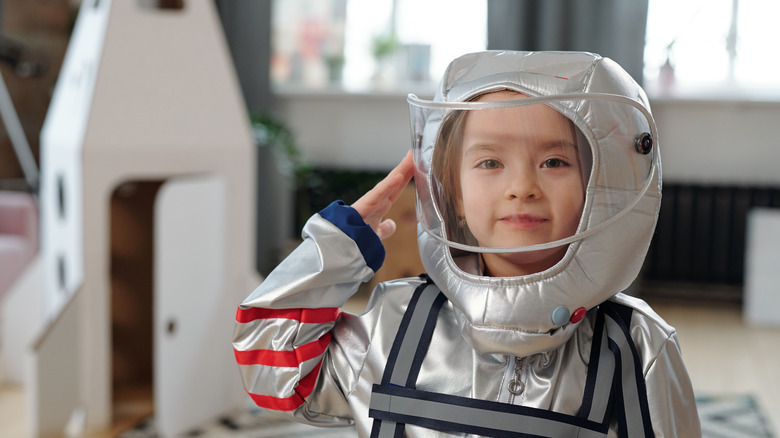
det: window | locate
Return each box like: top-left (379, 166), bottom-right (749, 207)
top-left (644, 0), bottom-right (780, 96)
top-left (271, 0), bottom-right (487, 91)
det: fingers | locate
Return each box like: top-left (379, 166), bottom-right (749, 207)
top-left (370, 151), bottom-right (414, 205)
top-left (352, 150), bottom-right (415, 236)
top-left (386, 150), bottom-right (415, 202)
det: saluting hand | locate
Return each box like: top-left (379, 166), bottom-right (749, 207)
top-left (352, 150), bottom-right (415, 240)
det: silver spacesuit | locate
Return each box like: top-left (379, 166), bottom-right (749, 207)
top-left (233, 51), bottom-right (701, 437)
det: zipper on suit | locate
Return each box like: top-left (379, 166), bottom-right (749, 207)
top-left (506, 355), bottom-right (526, 404)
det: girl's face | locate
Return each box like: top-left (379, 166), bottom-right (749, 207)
top-left (457, 91), bottom-right (585, 277)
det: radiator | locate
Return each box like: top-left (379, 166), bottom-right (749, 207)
top-left (643, 184), bottom-right (780, 287)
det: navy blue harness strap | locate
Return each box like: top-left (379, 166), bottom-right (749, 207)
top-left (370, 282), bottom-right (654, 438)
top-left (579, 308), bottom-right (616, 424)
top-left (370, 385), bottom-right (608, 438)
top-left (601, 303), bottom-right (655, 438)
top-left (372, 278), bottom-right (446, 438)
top-left (380, 278), bottom-right (447, 387)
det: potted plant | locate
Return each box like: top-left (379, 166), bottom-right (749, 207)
top-left (250, 113), bottom-right (313, 274)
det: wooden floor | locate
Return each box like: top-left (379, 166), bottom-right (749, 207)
top-left (2, 292), bottom-right (778, 437)
top-left (647, 297), bottom-right (780, 434)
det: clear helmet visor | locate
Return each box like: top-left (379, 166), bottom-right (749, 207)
top-left (409, 91), bottom-right (658, 259)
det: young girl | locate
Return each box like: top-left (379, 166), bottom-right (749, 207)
top-left (233, 51), bottom-right (701, 437)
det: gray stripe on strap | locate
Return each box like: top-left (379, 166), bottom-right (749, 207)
top-left (375, 419), bottom-right (397, 438)
top-left (376, 284), bottom-right (441, 438)
top-left (370, 392), bottom-right (604, 438)
top-left (388, 284), bottom-right (441, 386)
top-left (605, 316), bottom-right (646, 437)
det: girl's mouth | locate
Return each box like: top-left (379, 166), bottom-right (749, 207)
top-left (498, 214), bottom-right (548, 229)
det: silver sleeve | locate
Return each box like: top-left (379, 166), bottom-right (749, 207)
top-left (643, 333), bottom-right (702, 437)
top-left (232, 212), bottom-right (378, 427)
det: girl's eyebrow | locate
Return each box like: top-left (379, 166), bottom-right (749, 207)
top-left (464, 140), bottom-right (578, 155)
top-left (463, 143), bottom-right (499, 155)
top-left (543, 140), bottom-right (579, 151)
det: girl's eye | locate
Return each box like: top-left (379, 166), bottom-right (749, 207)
top-left (542, 158), bottom-right (568, 168)
top-left (478, 159), bottom-right (502, 169)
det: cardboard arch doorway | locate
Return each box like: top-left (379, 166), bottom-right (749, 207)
top-left (109, 176), bottom-right (235, 435)
top-left (110, 180), bottom-right (160, 431)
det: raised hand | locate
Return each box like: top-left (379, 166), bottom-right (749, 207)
top-left (352, 151), bottom-right (415, 240)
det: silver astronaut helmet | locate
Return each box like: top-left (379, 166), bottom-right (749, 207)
top-left (410, 51), bottom-right (661, 356)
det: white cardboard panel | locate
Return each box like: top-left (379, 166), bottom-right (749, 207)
top-left (744, 208), bottom-right (780, 326)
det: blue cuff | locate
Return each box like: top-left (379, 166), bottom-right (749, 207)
top-left (319, 200), bottom-right (385, 272)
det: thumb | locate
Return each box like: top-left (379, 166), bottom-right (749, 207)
top-left (375, 218), bottom-right (397, 240)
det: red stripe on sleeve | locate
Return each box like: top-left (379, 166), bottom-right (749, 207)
top-left (235, 307), bottom-right (340, 324)
top-left (234, 332), bottom-right (332, 367)
top-left (245, 360), bottom-right (323, 411)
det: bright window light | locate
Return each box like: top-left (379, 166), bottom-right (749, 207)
top-left (272, 0), bottom-right (487, 90)
top-left (644, 0), bottom-right (780, 95)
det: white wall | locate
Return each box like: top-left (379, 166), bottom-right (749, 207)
top-left (274, 88), bottom-right (780, 186)
top-left (273, 85), bottom-right (433, 171)
top-left (651, 98), bottom-right (780, 185)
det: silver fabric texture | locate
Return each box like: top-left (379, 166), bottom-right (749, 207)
top-left (233, 51), bottom-right (701, 437)
top-left (234, 213), bottom-right (700, 437)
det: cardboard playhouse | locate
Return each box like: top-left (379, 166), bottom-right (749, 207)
top-left (1, 0), bottom-right (260, 436)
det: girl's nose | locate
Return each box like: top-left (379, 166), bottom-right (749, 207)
top-left (505, 168), bottom-right (541, 200)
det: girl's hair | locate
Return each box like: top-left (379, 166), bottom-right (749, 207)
top-left (431, 109), bottom-right (476, 245)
